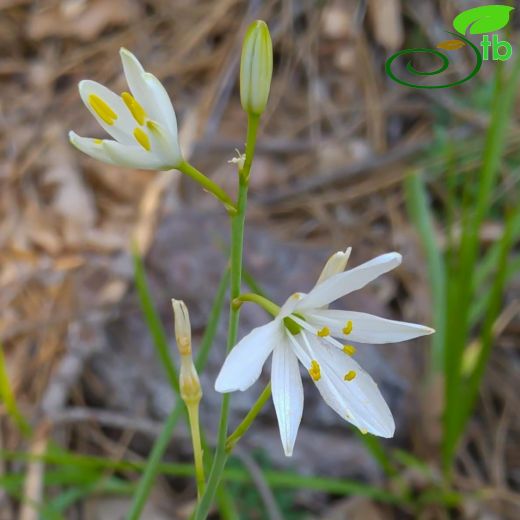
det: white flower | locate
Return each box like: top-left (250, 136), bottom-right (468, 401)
top-left (215, 249), bottom-right (434, 456)
top-left (69, 48), bottom-right (182, 170)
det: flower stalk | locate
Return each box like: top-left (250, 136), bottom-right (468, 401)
top-left (194, 111), bottom-right (260, 520)
top-left (172, 300), bottom-right (205, 499)
top-left (225, 383), bottom-right (272, 453)
top-left (177, 161), bottom-right (237, 214)
top-left (232, 293), bottom-right (280, 316)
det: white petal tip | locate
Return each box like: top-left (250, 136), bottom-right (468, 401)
top-left (214, 379), bottom-right (239, 393)
top-left (425, 327), bottom-right (435, 335)
top-left (119, 47), bottom-right (133, 58)
top-left (390, 252), bottom-right (402, 265)
top-left (283, 448), bottom-right (293, 457)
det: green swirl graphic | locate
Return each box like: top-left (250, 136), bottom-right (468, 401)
top-left (385, 33), bottom-right (482, 89)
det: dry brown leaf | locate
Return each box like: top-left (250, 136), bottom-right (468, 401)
top-left (368, 0), bottom-right (404, 51)
top-left (27, 0), bottom-right (141, 41)
top-left (321, 1), bottom-right (356, 40)
top-left (43, 125), bottom-right (97, 228)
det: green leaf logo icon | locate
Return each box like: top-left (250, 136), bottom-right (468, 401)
top-left (453, 5), bottom-right (514, 35)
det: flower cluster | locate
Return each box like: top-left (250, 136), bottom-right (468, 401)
top-left (69, 25), bottom-right (433, 464)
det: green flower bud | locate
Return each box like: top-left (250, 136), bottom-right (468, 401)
top-left (240, 20), bottom-right (273, 115)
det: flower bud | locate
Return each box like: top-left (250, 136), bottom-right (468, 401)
top-left (172, 299), bottom-right (191, 355)
top-left (317, 247), bottom-right (352, 284)
top-left (240, 20), bottom-right (273, 115)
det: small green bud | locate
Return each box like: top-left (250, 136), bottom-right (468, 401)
top-left (240, 20), bottom-right (273, 115)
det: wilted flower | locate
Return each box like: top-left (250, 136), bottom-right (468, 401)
top-left (69, 48), bottom-right (182, 170)
top-left (215, 249), bottom-right (434, 456)
top-left (172, 299), bottom-right (201, 405)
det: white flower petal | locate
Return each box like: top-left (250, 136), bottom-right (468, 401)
top-left (143, 72), bottom-right (179, 137)
top-left (78, 80), bottom-right (135, 144)
top-left (120, 48), bottom-right (178, 136)
top-left (296, 252), bottom-right (402, 310)
top-left (215, 321), bottom-right (280, 393)
top-left (292, 332), bottom-right (394, 437)
top-left (101, 140), bottom-right (158, 169)
top-left (271, 340), bottom-right (304, 457)
top-left (278, 292), bottom-right (306, 319)
top-left (316, 247), bottom-right (352, 284)
top-left (307, 310), bottom-right (434, 344)
top-left (146, 120), bottom-right (183, 168)
top-left (68, 131), bottom-right (116, 165)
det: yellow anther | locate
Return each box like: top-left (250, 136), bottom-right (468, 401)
top-left (317, 326), bottom-right (330, 337)
top-left (121, 91), bottom-right (146, 125)
top-left (344, 370), bottom-right (356, 381)
top-left (88, 94), bottom-right (118, 125)
top-left (94, 138), bottom-right (103, 145)
top-left (133, 127), bottom-right (151, 151)
top-left (308, 360), bottom-right (321, 382)
top-left (290, 293), bottom-right (301, 300)
top-left (342, 345), bottom-right (356, 356)
top-left (360, 428), bottom-right (367, 435)
top-left (342, 320), bottom-right (353, 335)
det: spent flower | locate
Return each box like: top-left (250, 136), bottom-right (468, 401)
top-left (215, 249), bottom-right (434, 456)
top-left (69, 48), bottom-right (182, 170)
top-left (172, 299), bottom-right (201, 404)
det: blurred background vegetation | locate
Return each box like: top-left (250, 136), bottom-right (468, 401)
top-left (0, 0), bottom-right (519, 518)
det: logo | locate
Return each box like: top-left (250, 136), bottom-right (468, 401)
top-left (385, 5), bottom-right (514, 89)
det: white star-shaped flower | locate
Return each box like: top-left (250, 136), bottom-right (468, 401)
top-left (69, 48), bottom-right (182, 170)
top-left (215, 249), bottom-right (434, 456)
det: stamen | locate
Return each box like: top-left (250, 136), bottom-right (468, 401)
top-left (344, 370), bottom-right (356, 381)
top-left (94, 139), bottom-right (103, 145)
top-left (308, 360), bottom-right (321, 381)
top-left (342, 345), bottom-right (356, 356)
top-left (121, 91), bottom-right (146, 125)
top-left (88, 94), bottom-right (118, 125)
top-left (133, 127), bottom-right (151, 151)
top-left (342, 320), bottom-right (353, 335)
top-left (317, 326), bottom-right (330, 337)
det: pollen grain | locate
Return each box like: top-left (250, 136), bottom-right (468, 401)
top-left (133, 127), bottom-right (151, 151)
top-left (317, 326), bottom-right (330, 337)
top-left (342, 345), bottom-right (356, 356)
top-left (308, 360), bottom-right (321, 382)
top-left (342, 320), bottom-right (353, 335)
top-left (121, 91), bottom-right (146, 125)
top-left (344, 370), bottom-right (356, 381)
top-left (88, 94), bottom-right (118, 125)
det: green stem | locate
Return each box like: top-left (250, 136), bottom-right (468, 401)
top-left (126, 270), bottom-right (229, 519)
top-left (126, 404), bottom-right (183, 520)
top-left (187, 404), bottom-right (205, 498)
top-left (195, 113), bottom-right (259, 520)
top-left (225, 384), bottom-right (272, 453)
top-left (178, 161), bottom-right (237, 214)
top-left (240, 115), bottom-right (260, 182)
top-left (233, 293), bottom-right (280, 316)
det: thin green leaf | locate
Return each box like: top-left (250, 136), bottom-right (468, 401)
top-left (0, 343), bottom-right (31, 436)
top-left (405, 171), bottom-right (446, 373)
top-left (132, 243), bottom-right (179, 393)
